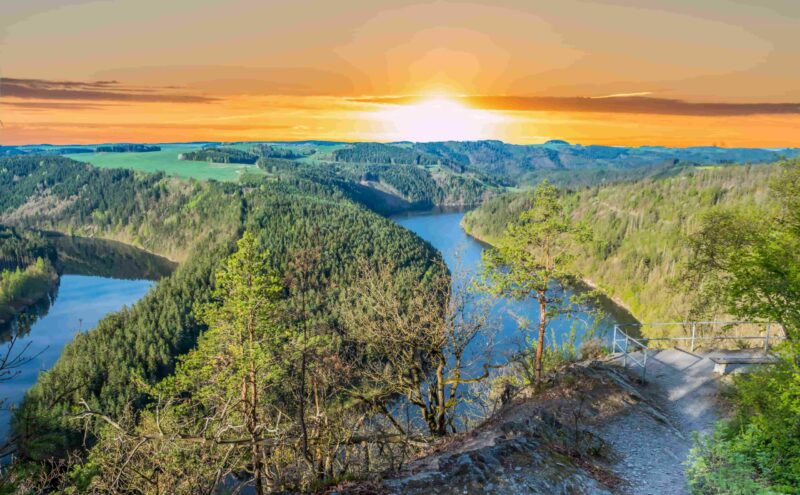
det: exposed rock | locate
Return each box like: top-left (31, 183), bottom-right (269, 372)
top-left (380, 362), bottom-right (639, 494)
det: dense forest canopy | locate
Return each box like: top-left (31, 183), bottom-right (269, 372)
top-left (95, 144), bottom-right (160, 153)
top-left (0, 156), bottom-right (244, 261)
top-left (251, 144), bottom-right (316, 159)
top-left (0, 227), bottom-right (56, 272)
top-left (178, 147), bottom-right (258, 164)
top-left (0, 155), bottom-right (443, 482)
top-left (0, 226), bottom-right (59, 324)
top-left (463, 163), bottom-right (781, 325)
top-left (10, 140), bottom-right (797, 211)
top-left (2, 144), bottom-right (800, 493)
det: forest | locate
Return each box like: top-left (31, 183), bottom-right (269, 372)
top-left (252, 144), bottom-right (316, 159)
top-left (178, 147), bottom-right (259, 164)
top-left (1, 149), bottom-right (799, 493)
top-left (257, 157), bottom-right (498, 211)
top-left (463, 163), bottom-right (780, 325)
top-left (95, 145), bottom-right (161, 153)
top-left (0, 227), bottom-right (58, 324)
top-left (0, 154), bottom-right (446, 492)
top-left (465, 160), bottom-right (800, 493)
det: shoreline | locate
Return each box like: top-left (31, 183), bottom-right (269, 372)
top-left (459, 217), bottom-right (640, 326)
top-left (0, 272), bottom-right (59, 327)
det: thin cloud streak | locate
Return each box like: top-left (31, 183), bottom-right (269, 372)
top-left (356, 95), bottom-right (800, 117)
top-left (0, 101), bottom-right (117, 111)
top-left (1, 77), bottom-right (218, 104)
top-left (590, 91), bottom-right (653, 99)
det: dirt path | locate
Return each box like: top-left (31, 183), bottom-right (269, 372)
top-left (596, 348), bottom-right (723, 495)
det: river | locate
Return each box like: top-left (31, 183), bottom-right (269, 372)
top-left (0, 236), bottom-right (175, 441)
top-left (1, 211), bottom-right (629, 441)
top-left (393, 209), bottom-right (631, 366)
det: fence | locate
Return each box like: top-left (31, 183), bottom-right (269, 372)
top-left (610, 321), bottom-right (785, 380)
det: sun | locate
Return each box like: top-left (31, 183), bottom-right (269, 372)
top-left (369, 96), bottom-right (505, 142)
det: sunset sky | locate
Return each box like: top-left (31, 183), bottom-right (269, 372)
top-left (2, 0), bottom-right (799, 146)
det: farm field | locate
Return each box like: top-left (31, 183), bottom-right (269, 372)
top-left (65, 145), bottom-right (265, 182)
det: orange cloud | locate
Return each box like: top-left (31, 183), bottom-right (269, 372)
top-left (1, 78), bottom-right (217, 104)
top-left (358, 95), bottom-right (800, 117)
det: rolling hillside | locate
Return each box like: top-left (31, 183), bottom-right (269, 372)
top-left (463, 163), bottom-right (780, 326)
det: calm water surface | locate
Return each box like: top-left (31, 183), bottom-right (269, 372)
top-left (0, 233), bottom-right (176, 442)
top-left (0, 275), bottom-right (153, 439)
top-left (393, 210), bottom-right (626, 365)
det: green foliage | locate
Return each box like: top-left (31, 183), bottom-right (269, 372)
top-left (13, 237), bottom-right (231, 460)
top-left (0, 226), bottom-right (56, 272)
top-left (179, 146), bottom-right (258, 164)
top-left (481, 181), bottom-right (585, 299)
top-left (77, 230), bottom-right (441, 492)
top-left (687, 345), bottom-right (800, 494)
top-left (251, 144), bottom-right (315, 159)
top-left (0, 257), bottom-right (57, 324)
top-left (331, 142), bottom-right (453, 167)
top-left (481, 181), bottom-right (587, 382)
top-left (465, 164), bottom-right (780, 325)
top-left (410, 140), bottom-right (792, 187)
top-left (0, 155), bottom-right (245, 261)
top-left (2, 156), bottom-right (442, 468)
top-left (95, 144), bottom-right (160, 153)
top-left (687, 424), bottom-right (782, 495)
top-left (686, 161), bottom-right (800, 337)
top-left (684, 160), bottom-right (800, 494)
top-left (0, 225), bottom-right (59, 323)
top-left (258, 156), bottom-right (497, 213)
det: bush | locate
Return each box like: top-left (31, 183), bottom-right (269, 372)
top-left (686, 344), bottom-right (800, 494)
top-left (687, 424), bottom-right (780, 495)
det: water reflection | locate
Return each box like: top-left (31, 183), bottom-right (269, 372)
top-left (0, 235), bottom-right (174, 440)
top-left (392, 209), bottom-right (637, 427)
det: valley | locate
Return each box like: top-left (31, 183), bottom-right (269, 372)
top-left (0, 142), bottom-right (797, 494)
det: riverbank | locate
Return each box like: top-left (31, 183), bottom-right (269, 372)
top-left (352, 353), bottom-right (720, 495)
top-left (460, 217), bottom-right (640, 327)
top-left (0, 259), bottom-right (58, 326)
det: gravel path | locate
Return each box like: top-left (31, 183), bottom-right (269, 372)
top-left (595, 348), bottom-right (723, 495)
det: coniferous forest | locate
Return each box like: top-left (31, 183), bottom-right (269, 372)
top-left (3, 3), bottom-right (799, 492)
top-left (0, 149), bottom-right (799, 494)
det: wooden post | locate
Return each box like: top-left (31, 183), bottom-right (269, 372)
top-left (690, 323), bottom-right (696, 353)
top-left (765, 323), bottom-right (771, 352)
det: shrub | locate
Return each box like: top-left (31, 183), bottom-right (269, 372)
top-left (686, 343), bottom-right (800, 494)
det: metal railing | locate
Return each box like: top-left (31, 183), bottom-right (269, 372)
top-left (610, 321), bottom-right (784, 380)
top-left (611, 326), bottom-right (650, 380)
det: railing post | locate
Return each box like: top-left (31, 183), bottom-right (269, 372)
top-left (612, 325), bottom-right (618, 354)
top-left (690, 323), bottom-right (696, 353)
top-left (765, 323), bottom-right (771, 352)
top-left (641, 346), bottom-right (648, 382)
top-left (623, 335), bottom-right (629, 369)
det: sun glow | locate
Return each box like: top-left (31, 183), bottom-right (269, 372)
top-left (369, 96), bottom-right (506, 142)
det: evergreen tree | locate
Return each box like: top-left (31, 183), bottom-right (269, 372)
top-left (481, 180), bottom-right (586, 383)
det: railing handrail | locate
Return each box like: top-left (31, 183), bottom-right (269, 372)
top-left (617, 320), bottom-right (779, 328)
top-left (610, 321), bottom-right (782, 381)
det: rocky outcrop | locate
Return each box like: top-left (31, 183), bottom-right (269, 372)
top-left (384, 410), bottom-right (614, 494)
top-left (379, 362), bottom-right (649, 495)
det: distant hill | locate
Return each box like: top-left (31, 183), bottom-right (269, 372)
top-left (9, 139), bottom-right (800, 203)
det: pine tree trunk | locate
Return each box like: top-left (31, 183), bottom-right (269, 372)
top-left (535, 292), bottom-right (548, 383)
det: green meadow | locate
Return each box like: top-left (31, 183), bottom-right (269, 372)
top-left (65, 145), bottom-right (265, 182)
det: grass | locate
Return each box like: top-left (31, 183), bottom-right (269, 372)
top-left (65, 144), bottom-right (266, 182)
